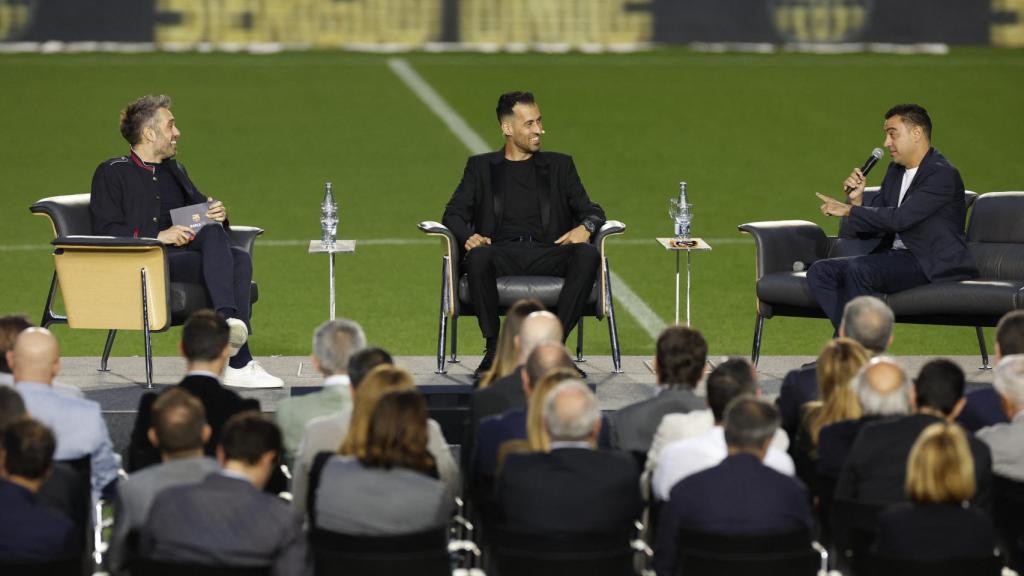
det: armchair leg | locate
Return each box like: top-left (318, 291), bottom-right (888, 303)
top-left (140, 268), bottom-right (154, 389)
top-left (576, 318), bottom-right (585, 363)
top-left (976, 326), bottom-right (992, 370)
top-left (450, 317), bottom-right (459, 364)
top-left (604, 257), bottom-right (623, 374)
top-left (751, 313), bottom-right (765, 366)
top-left (100, 330), bottom-right (117, 372)
top-left (435, 257), bottom-right (450, 375)
top-left (40, 271), bottom-right (67, 328)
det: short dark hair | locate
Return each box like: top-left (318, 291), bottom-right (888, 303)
top-left (914, 359), bottom-right (966, 415)
top-left (885, 103), bottom-right (932, 139)
top-left (120, 94), bottom-right (172, 146)
top-left (151, 388), bottom-right (207, 454)
top-left (656, 326), bottom-right (708, 387)
top-left (496, 91), bottom-right (535, 122)
top-left (181, 310), bottom-right (230, 362)
top-left (0, 314), bottom-right (32, 373)
top-left (220, 411), bottom-right (282, 465)
top-left (2, 419), bottom-right (55, 480)
top-left (707, 357), bottom-right (757, 422)
top-left (723, 396), bottom-right (780, 452)
top-left (347, 347), bottom-right (394, 389)
top-left (362, 391), bottom-right (435, 474)
top-left (997, 310), bottom-right (1024, 356)
top-left (0, 387), bottom-right (27, 433)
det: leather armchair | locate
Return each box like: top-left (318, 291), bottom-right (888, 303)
top-left (418, 219), bottom-right (627, 374)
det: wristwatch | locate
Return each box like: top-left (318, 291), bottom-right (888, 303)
top-left (581, 219), bottom-right (596, 234)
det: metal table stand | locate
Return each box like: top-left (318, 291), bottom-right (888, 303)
top-left (656, 237), bottom-right (712, 326)
top-left (308, 240), bottom-right (356, 319)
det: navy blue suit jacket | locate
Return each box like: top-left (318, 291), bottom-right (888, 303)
top-left (957, 386), bottom-right (1009, 432)
top-left (0, 478), bottom-right (76, 562)
top-left (777, 362), bottom-right (817, 439)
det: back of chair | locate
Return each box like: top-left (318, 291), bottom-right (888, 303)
top-left (309, 527), bottom-right (450, 576)
top-left (37, 455), bottom-right (92, 558)
top-left (967, 192), bottom-right (1024, 283)
top-left (675, 529), bottom-right (819, 576)
top-left (993, 474), bottom-right (1024, 571)
top-left (0, 558), bottom-right (81, 576)
top-left (869, 553), bottom-right (1003, 576)
top-left (831, 499), bottom-right (886, 575)
top-left (489, 528), bottom-right (635, 576)
top-left (131, 559), bottom-right (271, 576)
top-left (30, 194), bottom-right (93, 237)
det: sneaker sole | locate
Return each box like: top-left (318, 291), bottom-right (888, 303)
top-left (223, 379), bottom-right (283, 389)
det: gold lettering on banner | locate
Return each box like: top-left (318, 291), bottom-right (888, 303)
top-left (0, 2), bottom-right (31, 40)
top-left (772, 0), bottom-right (868, 43)
top-left (993, 0), bottom-right (1024, 47)
top-left (459, 0), bottom-right (650, 44)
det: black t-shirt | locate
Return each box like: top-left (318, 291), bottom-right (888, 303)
top-left (495, 158), bottom-right (545, 242)
top-left (155, 163), bottom-right (188, 230)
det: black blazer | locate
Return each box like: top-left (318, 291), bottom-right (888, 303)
top-left (497, 447), bottom-right (641, 534)
top-left (817, 415), bottom-right (887, 479)
top-left (874, 502), bottom-right (996, 560)
top-left (835, 414), bottom-right (993, 510)
top-left (840, 147), bottom-right (977, 282)
top-left (777, 362), bottom-right (818, 439)
top-left (442, 150), bottom-right (605, 248)
top-left (126, 374), bottom-right (259, 472)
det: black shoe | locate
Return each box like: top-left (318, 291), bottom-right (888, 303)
top-left (474, 349), bottom-right (497, 379)
top-left (574, 362), bottom-right (587, 379)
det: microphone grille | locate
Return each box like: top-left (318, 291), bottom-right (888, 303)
top-left (872, 147), bottom-right (884, 159)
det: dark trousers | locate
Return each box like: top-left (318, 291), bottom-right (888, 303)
top-left (806, 249), bottom-right (928, 329)
top-left (463, 241), bottom-right (601, 340)
top-left (167, 225), bottom-right (254, 367)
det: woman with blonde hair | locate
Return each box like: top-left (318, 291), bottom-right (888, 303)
top-left (874, 423), bottom-right (995, 559)
top-left (477, 299), bottom-right (544, 388)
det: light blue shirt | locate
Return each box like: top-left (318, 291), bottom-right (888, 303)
top-left (16, 381), bottom-right (119, 502)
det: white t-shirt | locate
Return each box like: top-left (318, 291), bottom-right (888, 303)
top-left (892, 166), bottom-right (919, 250)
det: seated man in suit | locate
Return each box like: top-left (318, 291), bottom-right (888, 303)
top-left (777, 296), bottom-right (894, 438)
top-left (497, 380), bottom-right (642, 534)
top-left (11, 328), bottom-right (118, 501)
top-left (652, 358), bottom-right (794, 501)
top-left (127, 310), bottom-right (260, 472)
top-left (654, 397), bottom-right (813, 576)
top-left (959, 311), bottom-right (1024, 432)
top-left (0, 387), bottom-right (25, 430)
top-left (836, 358), bottom-right (992, 509)
top-left (110, 388), bottom-right (218, 574)
top-left (0, 418), bottom-right (76, 562)
top-left (275, 318), bottom-right (365, 463)
top-left (810, 103), bottom-right (977, 331)
top-left (610, 325), bottom-right (707, 454)
top-left (140, 412), bottom-right (305, 573)
top-left (977, 354), bottom-right (1024, 481)
top-left (0, 314), bottom-right (83, 399)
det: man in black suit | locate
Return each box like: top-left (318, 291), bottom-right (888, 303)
top-left (442, 91), bottom-right (606, 374)
top-left (654, 397), bottom-right (812, 576)
top-left (497, 380), bottom-right (641, 534)
top-left (958, 310), bottom-right (1024, 431)
top-left (810, 104), bottom-right (977, 330)
top-left (836, 358), bottom-right (993, 509)
top-left (127, 310), bottom-right (259, 471)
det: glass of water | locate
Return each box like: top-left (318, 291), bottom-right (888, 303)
top-left (669, 198), bottom-right (693, 240)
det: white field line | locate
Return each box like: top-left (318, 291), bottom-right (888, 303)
top-left (386, 56), bottom-right (675, 340)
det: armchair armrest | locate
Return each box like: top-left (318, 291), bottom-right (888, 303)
top-left (737, 220), bottom-right (830, 279)
top-left (593, 220), bottom-right (626, 248)
top-left (227, 226), bottom-right (264, 254)
top-left (418, 221), bottom-right (459, 317)
top-left (52, 235), bottom-right (164, 249)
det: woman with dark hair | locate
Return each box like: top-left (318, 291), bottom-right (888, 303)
top-left (313, 391), bottom-right (453, 535)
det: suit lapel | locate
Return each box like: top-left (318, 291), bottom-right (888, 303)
top-left (898, 147), bottom-right (935, 206)
top-left (535, 152), bottom-right (552, 234)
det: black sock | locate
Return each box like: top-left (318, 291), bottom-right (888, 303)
top-left (485, 337), bottom-right (497, 355)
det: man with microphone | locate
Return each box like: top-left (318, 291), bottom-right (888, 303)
top-left (442, 91), bottom-right (605, 377)
top-left (809, 104), bottom-right (977, 330)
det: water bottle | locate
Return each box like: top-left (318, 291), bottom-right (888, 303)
top-left (320, 181), bottom-right (337, 249)
top-left (673, 181), bottom-right (692, 239)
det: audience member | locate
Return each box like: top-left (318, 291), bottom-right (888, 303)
top-left (0, 386), bottom-right (26, 431)
top-left (610, 325), bottom-right (707, 453)
top-left (109, 388), bottom-right (218, 574)
top-left (524, 366), bottom-right (586, 453)
top-left (835, 358), bottom-right (992, 509)
top-left (0, 418), bottom-right (76, 562)
top-left (497, 380), bottom-right (642, 534)
top-left (313, 391), bottom-right (453, 534)
top-left (12, 327), bottom-right (118, 500)
top-left (140, 412), bottom-right (305, 574)
top-left (960, 310), bottom-right (1024, 431)
top-left (292, 363), bottom-right (457, 513)
top-left (652, 359), bottom-right (794, 501)
top-left (977, 354), bottom-right (1024, 481)
top-left (127, 309), bottom-right (260, 471)
top-left (874, 423), bottom-right (996, 560)
top-left (275, 318), bottom-right (365, 462)
top-left (0, 314), bottom-right (82, 399)
top-left (654, 397), bottom-right (812, 576)
top-left (477, 298), bottom-right (545, 388)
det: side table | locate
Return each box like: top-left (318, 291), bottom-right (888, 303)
top-left (308, 240), bottom-right (356, 319)
top-left (656, 237), bottom-right (712, 326)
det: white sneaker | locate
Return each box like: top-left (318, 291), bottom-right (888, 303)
top-left (224, 360), bottom-right (283, 389)
top-left (226, 318), bottom-right (249, 358)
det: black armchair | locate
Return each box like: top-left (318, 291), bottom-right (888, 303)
top-left (674, 528), bottom-right (826, 576)
top-left (418, 219), bottom-right (627, 374)
top-left (737, 190), bottom-right (1024, 365)
top-left (30, 194), bottom-right (263, 387)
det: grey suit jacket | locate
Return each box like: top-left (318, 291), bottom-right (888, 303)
top-left (141, 473), bottom-right (307, 576)
top-left (274, 379), bottom-right (351, 463)
top-left (977, 412), bottom-right (1024, 481)
top-left (610, 386), bottom-right (706, 453)
top-left (109, 456), bottom-right (219, 574)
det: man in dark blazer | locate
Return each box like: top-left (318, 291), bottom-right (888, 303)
top-left (442, 91), bottom-right (606, 374)
top-left (91, 94), bottom-right (281, 388)
top-left (654, 397), bottom-right (812, 576)
top-left (497, 380), bottom-right (641, 534)
top-left (958, 310), bottom-right (1023, 432)
top-left (140, 412), bottom-right (305, 574)
top-left (810, 103), bottom-right (977, 330)
top-left (611, 325), bottom-right (707, 454)
top-left (127, 310), bottom-right (259, 472)
top-left (836, 359), bottom-right (993, 509)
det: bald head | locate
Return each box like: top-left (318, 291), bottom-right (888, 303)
top-left (524, 342), bottom-right (574, 390)
top-left (8, 328), bottom-right (60, 385)
top-left (517, 311), bottom-right (563, 364)
top-left (855, 357), bottom-right (912, 416)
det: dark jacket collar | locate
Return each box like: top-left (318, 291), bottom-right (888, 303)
top-left (489, 149), bottom-right (550, 165)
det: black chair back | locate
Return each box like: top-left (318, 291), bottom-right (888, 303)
top-left (37, 455), bottom-right (91, 558)
top-left (489, 528), bottom-right (634, 576)
top-left (675, 529), bottom-right (819, 576)
top-left (993, 474), bottom-right (1024, 571)
top-left (831, 499), bottom-right (886, 576)
top-left (309, 527), bottom-right (450, 576)
top-left (869, 553), bottom-right (1002, 576)
top-left (131, 559), bottom-right (270, 575)
top-left (30, 194), bottom-right (93, 236)
top-left (0, 558), bottom-right (81, 576)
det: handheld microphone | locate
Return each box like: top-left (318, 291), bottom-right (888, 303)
top-left (844, 148), bottom-right (884, 193)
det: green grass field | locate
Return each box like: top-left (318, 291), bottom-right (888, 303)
top-left (2, 48), bottom-right (1022, 359)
